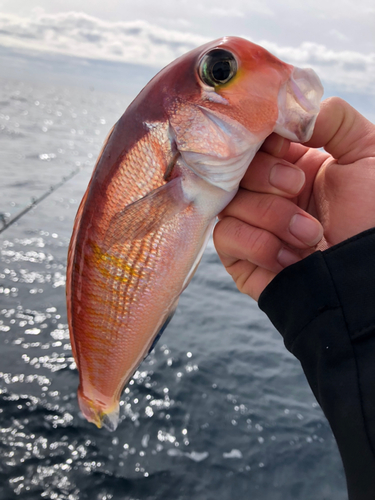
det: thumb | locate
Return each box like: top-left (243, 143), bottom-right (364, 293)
top-left (304, 97), bottom-right (375, 164)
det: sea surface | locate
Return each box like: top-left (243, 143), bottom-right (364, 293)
top-left (0, 74), bottom-right (350, 500)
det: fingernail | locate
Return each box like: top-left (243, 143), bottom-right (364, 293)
top-left (277, 247), bottom-right (301, 268)
top-left (289, 214), bottom-right (323, 246)
top-left (269, 164), bottom-right (305, 195)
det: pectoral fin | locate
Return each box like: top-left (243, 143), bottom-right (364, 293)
top-left (104, 176), bottom-right (191, 249)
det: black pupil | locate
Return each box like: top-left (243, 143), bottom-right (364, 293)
top-left (212, 60), bottom-right (231, 82)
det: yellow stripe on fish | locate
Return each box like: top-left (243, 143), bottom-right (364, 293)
top-left (90, 241), bottom-right (142, 283)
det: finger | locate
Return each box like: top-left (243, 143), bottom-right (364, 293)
top-left (257, 134), bottom-right (330, 207)
top-left (213, 216), bottom-right (301, 273)
top-left (214, 217), bottom-right (301, 301)
top-left (261, 132), bottom-right (326, 167)
top-left (220, 190), bottom-right (324, 249)
top-left (272, 98), bottom-right (375, 211)
top-left (287, 146), bottom-right (331, 211)
top-left (313, 157), bottom-right (375, 244)
top-left (240, 151), bottom-right (305, 197)
top-left (218, 258), bottom-right (277, 302)
top-left (270, 142), bottom-right (330, 212)
top-left (259, 98), bottom-right (372, 172)
top-left (304, 97), bottom-right (375, 163)
top-left (245, 266), bottom-right (277, 302)
top-left (261, 133), bottom-right (291, 158)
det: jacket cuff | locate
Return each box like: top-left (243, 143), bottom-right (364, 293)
top-left (258, 227), bottom-right (375, 350)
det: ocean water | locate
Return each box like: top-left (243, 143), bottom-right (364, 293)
top-left (0, 75), bottom-right (348, 500)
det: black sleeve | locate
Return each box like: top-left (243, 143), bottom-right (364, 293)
top-left (258, 228), bottom-right (375, 500)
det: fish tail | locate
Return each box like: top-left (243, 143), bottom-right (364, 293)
top-left (77, 387), bottom-right (119, 432)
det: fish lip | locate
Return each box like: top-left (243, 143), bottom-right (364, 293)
top-left (274, 66), bottom-right (324, 143)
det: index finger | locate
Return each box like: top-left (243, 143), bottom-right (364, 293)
top-left (303, 97), bottom-right (375, 164)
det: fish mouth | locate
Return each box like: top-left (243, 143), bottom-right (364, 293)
top-left (274, 66), bottom-right (324, 143)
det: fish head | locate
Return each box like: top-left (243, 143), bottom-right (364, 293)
top-left (155, 36), bottom-right (323, 192)
top-left (193, 37), bottom-right (323, 143)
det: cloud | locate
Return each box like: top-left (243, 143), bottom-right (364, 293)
top-left (205, 7), bottom-right (245, 18)
top-left (0, 11), bottom-right (209, 67)
top-left (0, 11), bottom-right (374, 95)
top-left (197, 2), bottom-right (274, 18)
top-left (328, 29), bottom-right (349, 42)
top-left (260, 40), bottom-right (375, 95)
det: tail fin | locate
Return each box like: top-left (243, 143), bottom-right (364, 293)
top-left (78, 388), bottom-right (119, 432)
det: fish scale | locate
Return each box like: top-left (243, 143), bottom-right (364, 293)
top-left (67, 36), bottom-right (323, 430)
top-left (68, 160), bottom-right (208, 428)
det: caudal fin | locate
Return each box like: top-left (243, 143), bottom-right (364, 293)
top-left (77, 388), bottom-right (119, 432)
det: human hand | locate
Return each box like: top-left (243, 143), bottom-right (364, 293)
top-left (213, 97), bottom-right (375, 301)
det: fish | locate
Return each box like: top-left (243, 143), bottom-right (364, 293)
top-left (66, 36), bottom-right (323, 431)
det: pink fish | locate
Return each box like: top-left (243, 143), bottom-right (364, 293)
top-left (66, 36), bottom-right (323, 430)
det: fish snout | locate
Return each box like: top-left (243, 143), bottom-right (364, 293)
top-left (274, 66), bottom-right (324, 143)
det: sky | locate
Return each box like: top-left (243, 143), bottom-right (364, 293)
top-left (0, 0), bottom-right (374, 102)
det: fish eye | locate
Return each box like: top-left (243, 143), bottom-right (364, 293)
top-left (198, 49), bottom-right (237, 87)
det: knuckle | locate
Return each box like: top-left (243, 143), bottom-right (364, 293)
top-left (247, 227), bottom-right (270, 257)
top-left (324, 96), bottom-right (346, 108)
top-left (237, 273), bottom-right (252, 295)
top-left (226, 260), bottom-right (256, 297)
top-left (214, 217), bottom-right (236, 245)
top-left (232, 219), bottom-right (248, 243)
top-left (214, 217), bottom-right (244, 256)
top-left (255, 194), bottom-right (282, 223)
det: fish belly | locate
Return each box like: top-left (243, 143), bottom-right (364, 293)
top-left (68, 202), bottom-right (209, 430)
